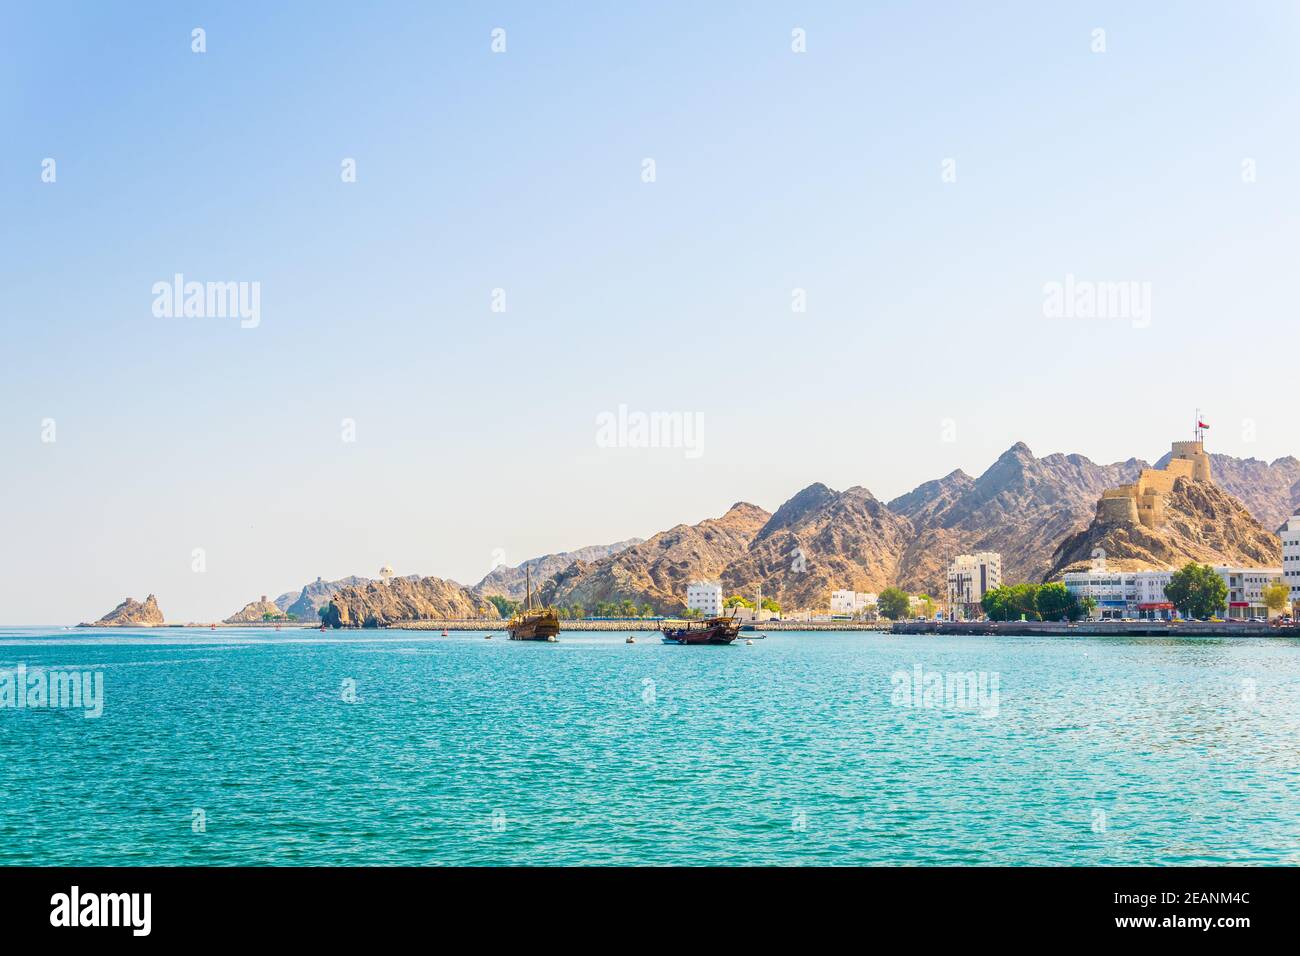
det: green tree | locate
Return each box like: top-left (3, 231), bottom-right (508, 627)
top-left (981, 586), bottom-right (1011, 621)
top-left (1036, 582), bottom-right (1078, 622)
top-left (725, 595), bottom-right (756, 609)
top-left (1008, 583), bottom-right (1042, 620)
top-left (1079, 596), bottom-right (1098, 620)
top-left (760, 598), bottom-right (781, 613)
top-left (1262, 580), bottom-right (1290, 618)
top-left (485, 595), bottom-right (519, 618)
top-left (1164, 563), bottom-right (1228, 619)
top-left (877, 587), bottom-right (911, 621)
top-left (916, 594), bottom-right (936, 618)
top-left (982, 584), bottom-right (1042, 621)
top-left (639, 604), bottom-right (654, 618)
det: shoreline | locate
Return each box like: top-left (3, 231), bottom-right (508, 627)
top-left (892, 620), bottom-right (1300, 638)
top-left (62, 619), bottom-right (1299, 637)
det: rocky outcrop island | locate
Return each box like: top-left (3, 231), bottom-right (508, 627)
top-left (79, 594), bottom-right (165, 627)
top-left (223, 595), bottom-right (285, 624)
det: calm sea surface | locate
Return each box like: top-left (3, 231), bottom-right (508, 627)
top-left (1, 626), bottom-right (1298, 866)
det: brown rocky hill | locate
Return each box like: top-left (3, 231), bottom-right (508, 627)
top-left (538, 487), bottom-right (912, 613)
top-left (300, 442), bottom-right (1294, 619)
top-left (223, 595), bottom-right (284, 624)
top-left (891, 443), bottom-right (1147, 594)
top-left (722, 484), bottom-right (914, 608)
top-left (1155, 452), bottom-right (1300, 532)
top-left (79, 595), bottom-right (165, 627)
top-left (538, 503), bottom-right (771, 612)
top-left (275, 575), bottom-right (373, 619)
top-left (475, 538), bottom-right (643, 599)
top-left (1047, 477), bottom-right (1281, 577)
top-left (323, 577), bottom-right (499, 628)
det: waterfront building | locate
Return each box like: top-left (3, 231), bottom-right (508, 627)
top-left (946, 552), bottom-right (1002, 620)
top-left (1063, 566), bottom-right (1282, 620)
top-left (1062, 571), bottom-right (1141, 620)
top-left (1284, 516), bottom-right (1300, 614)
top-left (829, 590), bottom-right (878, 617)
top-left (685, 581), bottom-right (722, 617)
top-left (1223, 567), bottom-right (1283, 620)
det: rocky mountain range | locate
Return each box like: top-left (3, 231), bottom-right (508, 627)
top-left (889, 443), bottom-right (1150, 593)
top-left (721, 485), bottom-right (913, 607)
top-left (539, 503), bottom-right (770, 612)
top-left (474, 538), bottom-right (643, 599)
top-left (79, 595), bottom-right (165, 627)
top-left (529, 443), bottom-right (1298, 613)
top-left (114, 443), bottom-right (1295, 626)
top-left (322, 576), bottom-right (499, 628)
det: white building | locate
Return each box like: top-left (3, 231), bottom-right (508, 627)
top-left (946, 552), bottom-right (1002, 620)
top-left (685, 581), bottom-right (723, 617)
top-left (1063, 566), bottom-right (1282, 620)
top-left (1283, 516), bottom-right (1300, 614)
top-left (1062, 570), bottom-right (1147, 619)
top-left (830, 590), bottom-right (878, 617)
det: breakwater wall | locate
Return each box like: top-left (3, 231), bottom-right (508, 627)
top-left (402, 620), bottom-right (658, 631)
top-left (389, 620), bottom-right (891, 632)
top-left (891, 620), bottom-right (1300, 638)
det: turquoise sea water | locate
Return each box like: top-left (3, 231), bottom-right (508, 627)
top-left (1, 626), bottom-right (1298, 866)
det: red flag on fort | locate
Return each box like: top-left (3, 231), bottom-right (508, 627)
top-left (1198, 420), bottom-right (1210, 429)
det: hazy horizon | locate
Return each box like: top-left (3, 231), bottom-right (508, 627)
top-left (4, 1), bottom-right (1298, 623)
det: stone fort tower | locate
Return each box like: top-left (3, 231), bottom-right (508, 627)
top-left (1170, 440), bottom-right (1213, 482)
top-left (1098, 440), bottom-right (1212, 529)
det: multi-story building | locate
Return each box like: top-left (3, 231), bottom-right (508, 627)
top-left (685, 581), bottom-right (722, 617)
top-left (830, 590), bottom-right (878, 617)
top-left (946, 552), bottom-right (1002, 620)
top-left (1062, 570), bottom-right (1143, 619)
top-left (1063, 566), bottom-right (1282, 620)
top-left (1223, 568), bottom-right (1283, 620)
top-left (1283, 516), bottom-right (1300, 615)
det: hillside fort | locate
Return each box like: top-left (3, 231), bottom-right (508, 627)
top-left (1098, 440), bottom-right (1213, 528)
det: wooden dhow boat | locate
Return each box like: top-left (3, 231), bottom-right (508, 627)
top-left (506, 567), bottom-right (560, 641)
top-left (660, 612), bottom-right (740, 645)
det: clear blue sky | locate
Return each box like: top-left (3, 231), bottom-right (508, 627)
top-left (3, 2), bottom-right (1298, 624)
